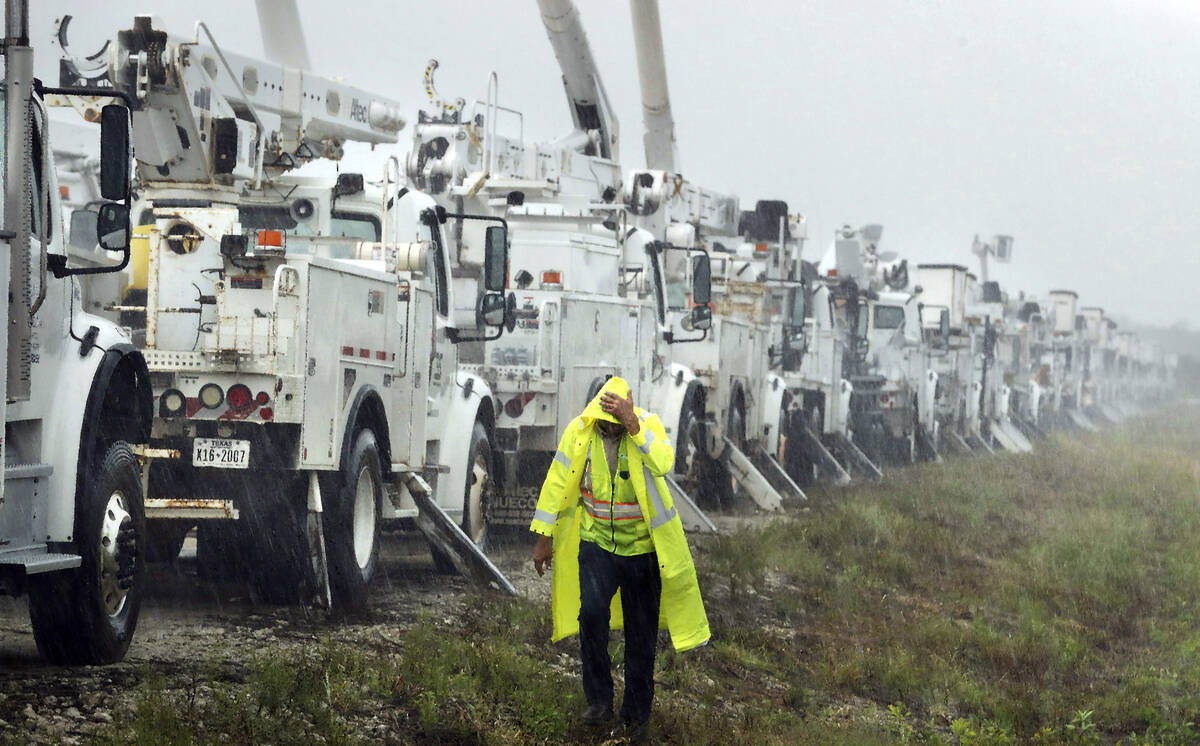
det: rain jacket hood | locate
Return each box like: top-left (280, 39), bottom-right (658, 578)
top-left (529, 382), bottom-right (711, 652)
top-left (580, 376), bottom-right (630, 425)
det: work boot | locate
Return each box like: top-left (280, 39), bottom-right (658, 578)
top-left (581, 703), bottom-right (613, 726)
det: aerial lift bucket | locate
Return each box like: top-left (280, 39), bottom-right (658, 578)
top-left (403, 474), bottom-right (518, 596)
top-left (723, 438), bottom-right (784, 512)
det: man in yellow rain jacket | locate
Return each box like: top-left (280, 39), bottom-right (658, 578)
top-left (531, 377), bottom-right (709, 738)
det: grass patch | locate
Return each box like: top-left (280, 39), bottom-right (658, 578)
top-left (104, 406), bottom-right (1200, 744)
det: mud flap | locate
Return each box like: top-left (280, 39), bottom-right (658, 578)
top-left (831, 434), bottom-right (883, 481)
top-left (306, 472), bottom-right (332, 609)
top-left (722, 438), bottom-right (783, 512)
top-left (665, 476), bottom-right (718, 534)
top-left (797, 423), bottom-right (852, 485)
top-left (747, 443), bottom-right (807, 502)
top-left (405, 473), bottom-right (517, 596)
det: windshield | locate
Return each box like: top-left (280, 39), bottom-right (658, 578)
top-left (873, 304), bottom-right (905, 331)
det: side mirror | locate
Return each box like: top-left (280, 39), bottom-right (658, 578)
top-left (484, 225), bottom-right (508, 292)
top-left (99, 105), bottom-right (131, 202)
top-left (785, 286), bottom-right (806, 329)
top-left (939, 308), bottom-right (951, 340)
top-left (96, 202), bottom-right (130, 251)
top-left (477, 292), bottom-right (506, 327)
top-left (689, 305), bottom-right (712, 331)
top-left (691, 253), bottom-right (711, 306)
top-left (856, 302), bottom-right (870, 338)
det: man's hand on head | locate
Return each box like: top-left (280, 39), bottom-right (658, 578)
top-left (601, 390), bottom-right (640, 436)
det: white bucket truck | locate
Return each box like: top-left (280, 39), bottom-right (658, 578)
top-left (94, 16), bottom-right (515, 607)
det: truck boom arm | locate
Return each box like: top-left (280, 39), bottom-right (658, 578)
top-left (629, 0), bottom-right (677, 173)
top-left (536, 0), bottom-right (619, 160)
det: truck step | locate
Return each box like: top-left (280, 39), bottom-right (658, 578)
top-left (4, 463), bottom-right (53, 481)
top-left (722, 438), bottom-right (783, 512)
top-left (0, 549), bottom-right (81, 574)
top-left (664, 476), bottom-right (718, 534)
top-left (403, 474), bottom-right (517, 596)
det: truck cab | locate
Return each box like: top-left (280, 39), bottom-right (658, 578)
top-left (1, 22), bottom-right (152, 664)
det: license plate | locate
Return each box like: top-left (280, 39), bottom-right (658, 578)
top-left (192, 438), bottom-right (251, 469)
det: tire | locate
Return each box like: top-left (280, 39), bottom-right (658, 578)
top-left (322, 429), bottom-right (382, 610)
top-left (239, 474), bottom-right (313, 605)
top-left (432, 423), bottom-right (493, 574)
top-left (674, 404), bottom-right (702, 478)
top-left (143, 520), bottom-right (191, 564)
top-left (28, 442), bottom-right (145, 665)
top-left (783, 410), bottom-right (816, 487)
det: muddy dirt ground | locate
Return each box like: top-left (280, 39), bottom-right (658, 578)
top-left (0, 529), bottom-right (560, 744)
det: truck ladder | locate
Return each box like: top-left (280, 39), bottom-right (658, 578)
top-left (665, 476), bottom-right (718, 534)
top-left (402, 474), bottom-right (517, 596)
top-left (796, 424), bottom-right (852, 486)
top-left (722, 438), bottom-right (783, 511)
top-left (747, 443), bottom-right (808, 502)
top-left (831, 434), bottom-right (883, 481)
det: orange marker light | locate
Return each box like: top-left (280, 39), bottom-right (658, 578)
top-left (257, 230), bottom-right (284, 248)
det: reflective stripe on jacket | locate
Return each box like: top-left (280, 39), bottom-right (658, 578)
top-left (529, 376), bottom-right (710, 652)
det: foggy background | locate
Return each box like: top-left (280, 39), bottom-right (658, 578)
top-left (34, 0), bottom-right (1200, 329)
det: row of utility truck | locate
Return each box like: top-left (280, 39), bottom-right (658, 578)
top-left (0, 0), bottom-right (1178, 665)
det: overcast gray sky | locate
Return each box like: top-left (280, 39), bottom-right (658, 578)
top-left (35, 0), bottom-right (1200, 326)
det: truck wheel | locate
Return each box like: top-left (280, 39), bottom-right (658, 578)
top-left (240, 476), bottom-right (313, 605)
top-left (432, 422), bottom-right (492, 574)
top-left (674, 404), bottom-right (702, 478)
top-left (28, 442), bottom-right (145, 665)
top-left (323, 429), bottom-right (382, 610)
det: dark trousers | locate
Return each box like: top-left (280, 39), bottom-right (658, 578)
top-left (578, 539), bottom-right (662, 723)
